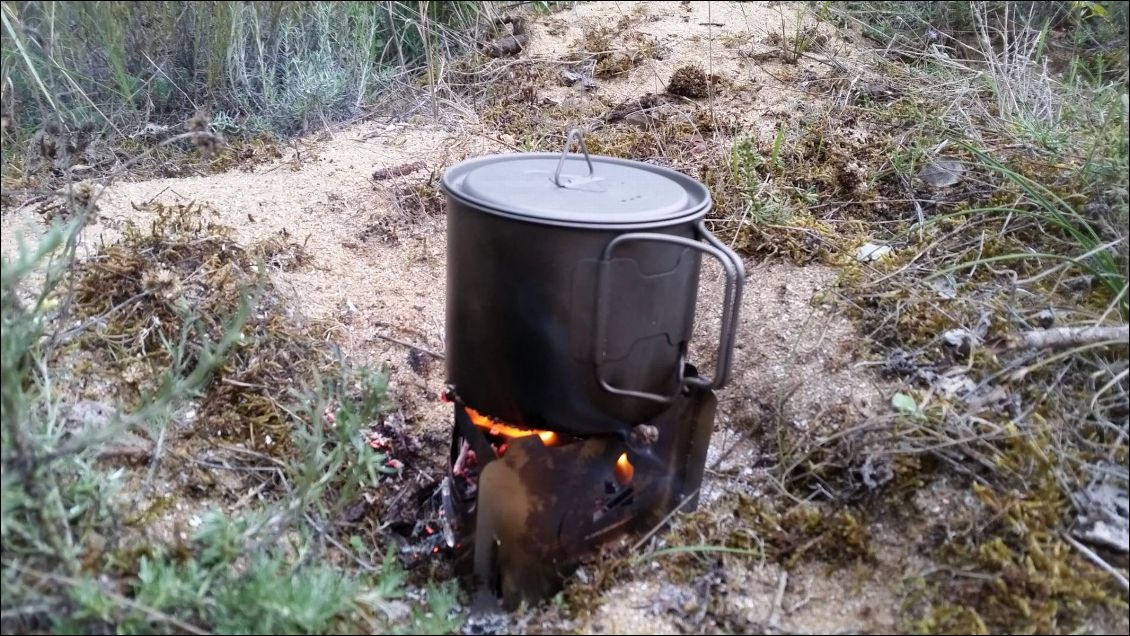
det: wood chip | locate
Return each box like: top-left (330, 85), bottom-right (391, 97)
top-left (371, 160), bottom-right (426, 181)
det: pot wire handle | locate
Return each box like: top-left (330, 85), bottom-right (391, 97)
top-left (593, 224), bottom-right (745, 404)
top-left (554, 128), bottom-right (595, 187)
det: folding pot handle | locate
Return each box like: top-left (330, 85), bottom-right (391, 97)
top-left (593, 221), bottom-right (745, 404)
top-left (554, 128), bottom-right (596, 188)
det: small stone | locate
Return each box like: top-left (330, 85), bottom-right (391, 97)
top-left (918, 158), bottom-right (965, 188)
top-left (860, 454), bottom-right (893, 490)
top-left (930, 274), bottom-right (957, 299)
top-left (381, 600), bottom-right (412, 623)
top-left (1073, 474), bottom-right (1129, 553)
top-left (942, 328), bottom-right (976, 357)
top-left (855, 242), bottom-right (892, 262)
top-left (560, 69), bottom-right (583, 86)
top-left (942, 328), bottom-right (972, 347)
top-left (934, 371), bottom-right (976, 398)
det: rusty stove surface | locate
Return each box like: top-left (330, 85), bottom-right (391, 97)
top-left (439, 365), bottom-right (717, 612)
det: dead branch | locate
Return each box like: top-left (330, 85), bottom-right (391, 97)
top-left (1000, 325), bottom-right (1129, 350)
top-left (630, 489), bottom-right (700, 552)
top-left (767, 570), bottom-right (788, 630)
top-left (373, 332), bottom-right (445, 359)
top-left (1063, 532), bottom-right (1130, 593)
top-left (371, 160), bottom-right (426, 181)
top-left (482, 15), bottom-right (529, 57)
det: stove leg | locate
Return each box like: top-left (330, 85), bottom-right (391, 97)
top-left (678, 384), bottom-right (717, 513)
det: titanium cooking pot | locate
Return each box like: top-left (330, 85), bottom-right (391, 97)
top-left (442, 129), bottom-right (744, 435)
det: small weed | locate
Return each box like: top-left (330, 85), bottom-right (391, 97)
top-left (766, 20), bottom-right (827, 64)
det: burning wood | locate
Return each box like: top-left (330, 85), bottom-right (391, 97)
top-left (453, 439), bottom-right (477, 477)
top-left (464, 406), bottom-right (557, 446)
top-left (615, 452), bottom-right (635, 485)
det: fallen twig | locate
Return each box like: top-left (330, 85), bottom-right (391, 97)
top-left (373, 332), bottom-right (445, 359)
top-left (50, 290), bottom-right (150, 346)
top-left (999, 325), bottom-right (1129, 350)
top-left (1063, 532), bottom-right (1130, 594)
top-left (303, 512), bottom-right (379, 573)
top-left (767, 570), bottom-right (788, 630)
top-left (371, 160), bottom-right (426, 181)
top-left (221, 377), bottom-right (271, 390)
top-left (631, 489), bottom-right (700, 552)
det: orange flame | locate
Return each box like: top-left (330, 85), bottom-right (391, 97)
top-left (615, 452), bottom-right (634, 485)
top-left (465, 406), bottom-right (557, 445)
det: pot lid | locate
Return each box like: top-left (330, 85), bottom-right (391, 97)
top-left (441, 131), bottom-right (710, 227)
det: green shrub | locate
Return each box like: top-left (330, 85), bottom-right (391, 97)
top-left (0, 1), bottom-right (486, 146)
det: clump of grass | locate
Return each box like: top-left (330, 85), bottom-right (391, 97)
top-left (761, 2), bottom-right (1130, 632)
top-left (702, 127), bottom-right (882, 264)
top-left (832, 141), bottom-right (1127, 634)
top-left (833, 0), bottom-right (1127, 78)
top-left (2, 206), bottom-right (237, 632)
top-left (645, 492), bottom-right (871, 571)
top-left (569, 18), bottom-right (663, 79)
top-left (1, 185), bottom-right (459, 634)
top-left (765, 21), bottom-right (828, 64)
top-left (667, 65), bottom-right (711, 99)
top-left (58, 200), bottom-right (331, 456)
top-left (250, 228), bottom-right (314, 272)
top-left (902, 481), bottom-right (1125, 634)
top-left (1, 1), bottom-right (487, 175)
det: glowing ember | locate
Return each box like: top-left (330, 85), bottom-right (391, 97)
top-left (465, 406), bottom-right (557, 445)
top-left (615, 452), bottom-right (634, 485)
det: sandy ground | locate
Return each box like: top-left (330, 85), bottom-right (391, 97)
top-left (1, 2), bottom-right (904, 633)
top-left (523, 0), bottom-right (862, 139)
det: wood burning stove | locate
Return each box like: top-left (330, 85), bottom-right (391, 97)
top-left (437, 130), bottom-right (744, 611)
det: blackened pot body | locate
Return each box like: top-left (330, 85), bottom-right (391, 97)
top-left (445, 200), bottom-right (704, 434)
top-left (442, 146), bottom-right (743, 436)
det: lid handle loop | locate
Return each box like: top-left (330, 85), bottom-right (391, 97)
top-left (554, 128), bottom-right (595, 188)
